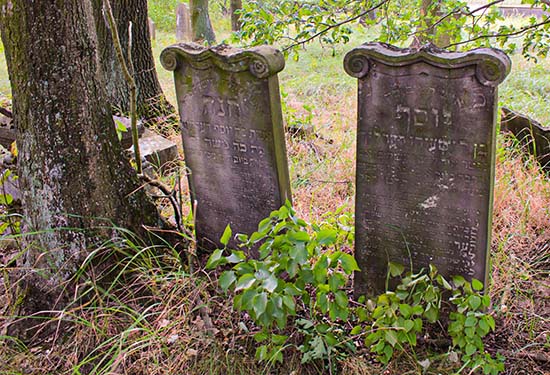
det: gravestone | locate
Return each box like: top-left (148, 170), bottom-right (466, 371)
top-left (176, 3), bottom-right (192, 41)
top-left (500, 107), bottom-right (550, 172)
top-left (138, 129), bottom-right (179, 172)
top-left (161, 43), bottom-right (291, 251)
top-left (344, 43), bottom-right (510, 297)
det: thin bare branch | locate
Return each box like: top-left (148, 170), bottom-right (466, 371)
top-left (445, 15), bottom-right (550, 48)
top-left (103, 0), bottom-right (142, 174)
top-left (282, 0), bottom-right (391, 52)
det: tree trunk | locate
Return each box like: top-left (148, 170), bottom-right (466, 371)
top-left (190, 0), bottom-right (216, 44)
top-left (230, 0), bottom-right (242, 32)
top-left (92, 0), bottom-right (174, 121)
top-left (0, 0), bottom-right (161, 341)
top-left (415, 0), bottom-right (449, 48)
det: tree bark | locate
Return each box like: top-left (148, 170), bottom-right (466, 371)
top-left (92, 0), bottom-right (174, 121)
top-left (0, 0), bottom-right (161, 341)
top-left (190, 0), bottom-right (216, 44)
top-left (230, 0), bottom-right (242, 32)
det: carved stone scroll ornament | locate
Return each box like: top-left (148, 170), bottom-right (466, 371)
top-left (161, 43), bottom-right (285, 79)
top-left (344, 42), bottom-right (510, 86)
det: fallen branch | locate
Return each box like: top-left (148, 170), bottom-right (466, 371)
top-left (0, 107), bottom-right (13, 118)
top-left (499, 350), bottom-right (550, 364)
top-left (139, 173), bottom-right (183, 233)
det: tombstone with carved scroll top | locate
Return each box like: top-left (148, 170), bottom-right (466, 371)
top-left (161, 44), bottom-right (291, 252)
top-left (344, 43), bottom-right (511, 297)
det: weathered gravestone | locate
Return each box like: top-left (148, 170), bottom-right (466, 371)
top-left (176, 3), bottom-right (192, 41)
top-left (500, 107), bottom-right (550, 173)
top-left (344, 43), bottom-right (511, 297)
top-left (161, 43), bottom-right (291, 251)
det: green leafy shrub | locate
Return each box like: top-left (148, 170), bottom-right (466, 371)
top-left (358, 263), bottom-right (446, 364)
top-left (208, 203), bottom-right (504, 373)
top-left (207, 200), bottom-right (357, 366)
top-left (358, 264), bottom-right (504, 374)
top-left (448, 276), bottom-right (504, 375)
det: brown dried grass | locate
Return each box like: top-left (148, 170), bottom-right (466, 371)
top-left (490, 136), bottom-right (550, 374)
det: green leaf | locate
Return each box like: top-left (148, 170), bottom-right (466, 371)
top-left (255, 345), bottom-right (268, 361)
top-left (437, 275), bottom-right (453, 290)
top-left (239, 289), bottom-right (256, 310)
top-left (334, 290), bottom-right (348, 308)
top-left (226, 250), bottom-right (245, 263)
top-left (350, 325), bottom-right (362, 335)
top-left (465, 343), bottom-right (477, 356)
top-left (478, 318), bottom-right (490, 335)
top-left (413, 318), bottom-right (423, 332)
top-left (220, 224), bottom-right (232, 246)
top-left (249, 231), bottom-right (265, 244)
top-left (339, 253), bottom-right (360, 274)
top-left (271, 334), bottom-right (288, 345)
top-left (468, 295), bottom-right (482, 310)
top-left (403, 319), bottom-right (415, 333)
top-left (465, 316), bottom-right (477, 327)
top-left (472, 279), bottom-right (484, 291)
top-left (0, 193), bottom-right (13, 206)
top-left (385, 330), bottom-right (398, 347)
top-left (235, 273), bottom-right (256, 291)
top-left (328, 273), bottom-right (345, 292)
top-left (452, 275), bottom-right (466, 287)
top-left (282, 294), bottom-right (295, 314)
top-left (262, 274), bottom-right (278, 293)
top-left (487, 315), bottom-right (495, 331)
top-left (412, 305), bottom-right (424, 315)
top-left (206, 249), bottom-right (226, 269)
top-left (316, 228), bottom-right (337, 245)
top-left (252, 292), bottom-right (268, 317)
top-left (288, 230), bottom-right (309, 242)
top-left (383, 344), bottom-right (393, 363)
top-left (313, 255), bottom-right (329, 284)
top-left (317, 291), bottom-right (328, 313)
top-left (399, 304), bottom-right (413, 318)
top-left (424, 304), bottom-right (438, 323)
top-left (219, 271), bottom-right (236, 292)
top-left (115, 119), bottom-right (127, 141)
top-left (254, 331), bottom-right (268, 342)
top-left (388, 262), bottom-right (404, 277)
top-left (407, 332), bottom-right (417, 346)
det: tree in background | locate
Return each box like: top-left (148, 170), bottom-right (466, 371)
top-left (231, 0), bottom-right (243, 31)
top-left (92, 0), bottom-right (174, 121)
top-left (236, 0), bottom-right (550, 59)
top-left (0, 0), bottom-right (161, 340)
top-left (191, 0), bottom-right (217, 44)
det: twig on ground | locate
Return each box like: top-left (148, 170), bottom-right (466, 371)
top-left (139, 173), bottom-right (183, 233)
top-left (0, 107), bottom-right (12, 118)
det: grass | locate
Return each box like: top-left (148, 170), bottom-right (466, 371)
top-left (1, 6), bottom-right (550, 375)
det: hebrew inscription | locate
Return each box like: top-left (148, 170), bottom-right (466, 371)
top-left (344, 43), bottom-right (510, 296)
top-left (161, 44), bottom-right (291, 252)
